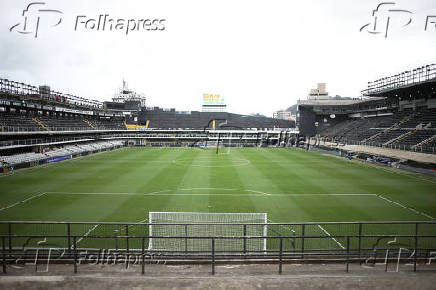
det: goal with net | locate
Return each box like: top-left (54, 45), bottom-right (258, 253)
top-left (148, 212), bottom-right (267, 254)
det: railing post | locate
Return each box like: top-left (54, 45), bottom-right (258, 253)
top-left (73, 237), bottom-right (77, 274)
top-left (301, 224), bottom-right (305, 259)
top-left (125, 225), bottom-right (129, 269)
top-left (243, 225), bottom-right (247, 255)
top-left (279, 238), bottom-right (283, 274)
top-left (185, 225), bottom-right (188, 254)
top-left (2, 236), bottom-right (6, 274)
top-left (8, 223), bottom-right (12, 253)
top-left (385, 249), bottom-right (389, 272)
top-left (346, 236), bottom-right (350, 272)
top-left (141, 237), bottom-right (145, 275)
top-left (67, 223), bottom-right (71, 253)
top-left (358, 223), bottom-right (362, 259)
top-left (114, 230), bottom-right (119, 250)
top-left (414, 223), bottom-right (418, 272)
top-left (211, 239), bottom-right (215, 275)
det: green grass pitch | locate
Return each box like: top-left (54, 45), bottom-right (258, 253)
top-left (0, 147), bottom-right (435, 250)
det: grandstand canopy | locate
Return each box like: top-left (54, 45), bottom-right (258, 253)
top-left (362, 64), bottom-right (436, 99)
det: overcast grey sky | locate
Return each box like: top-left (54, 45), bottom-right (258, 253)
top-left (1, 0), bottom-right (435, 116)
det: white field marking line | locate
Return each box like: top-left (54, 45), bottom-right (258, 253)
top-left (248, 192), bottom-right (377, 197)
top-left (245, 189), bottom-right (270, 196)
top-left (44, 191), bottom-right (378, 198)
top-left (45, 192), bottom-right (267, 197)
top-left (76, 224), bottom-right (99, 244)
top-left (179, 187), bottom-right (238, 191)
top-left (171, 158), bottom-right (250, 168)
top-left (145, 190), bottom-right (171, 195)
top-left (127, 218), bottom-right (148, 229)
top-left (0, 192), bottom-right (46, 212)
top-left (45, 191), bottom-right (147, 196)
top-left (267, 219), bottom-right (297, 236)
top-left (317, 224), bottom-right (345, 249)
top-left (377, 194), bottom-right (435, 220)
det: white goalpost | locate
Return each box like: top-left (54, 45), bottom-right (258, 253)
top-left (148, 212), bottom-right (267, 253)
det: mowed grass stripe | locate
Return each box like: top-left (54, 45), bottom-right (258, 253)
top-left (0, 148), bottom-right (435, 224)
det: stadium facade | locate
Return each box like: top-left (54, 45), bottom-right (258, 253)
top-left (297, 63), bottom-right (436, 153)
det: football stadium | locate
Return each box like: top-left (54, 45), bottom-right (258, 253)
top-left (1, 1), bottom-right (436, 289)
top-left (1, 63), bottom-right (436, 282)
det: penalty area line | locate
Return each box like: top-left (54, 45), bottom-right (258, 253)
top-left (0, 192), bottom-right (47, 212)
top-left (76, 224), bottom-right (99, 244)
top-left (317, 224), bottom-right (345, 249)
top-left (377, 194), bottom-right (435, 220)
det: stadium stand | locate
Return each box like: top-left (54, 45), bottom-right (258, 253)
top-left (0, 111), bottom-right (125, 132)
top-left (138, 108), bottom-right (294, 129)
top-left (297, 64), bottom-right (436, 153)
top-left (319, 108), bottom-right (436, 150)
top-left (0, 141), bottom-right (124, 167)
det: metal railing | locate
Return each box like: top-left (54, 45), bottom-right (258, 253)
top-left (0, 221), bottom-right (435, 274)
top-left (361, 63), bottom-right (436, 96)
top-left (319, 137), bottom-right (436, 154)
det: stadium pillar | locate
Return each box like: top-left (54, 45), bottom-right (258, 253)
top-left (278, 131), bottom-right (282, 147)
top-left (255, 132), bottom-right (259, 147)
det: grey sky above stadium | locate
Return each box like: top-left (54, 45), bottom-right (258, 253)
top-left (1, 0), bottom-right (435, 116)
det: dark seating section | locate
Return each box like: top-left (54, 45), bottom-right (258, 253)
top-left (138, 109), bottom-right (295, 129)
top-left (0, 112), bottom-right (42, 131)
top-left (38, 115), bottom-right (90, 131)
top-left (89, 118), bottom-right (126, 130)
top-left (0, 112), bottom-right (125, 131)
top-left (0, 109), bottom-right (294, 132)
top-left (319, 107), bottom-right (436, 149)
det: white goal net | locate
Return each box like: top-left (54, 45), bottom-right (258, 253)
top-left (148, 212), bottom-right (267, 253)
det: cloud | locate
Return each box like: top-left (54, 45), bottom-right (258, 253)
top-left (0, 0), bottom-right (435, 116)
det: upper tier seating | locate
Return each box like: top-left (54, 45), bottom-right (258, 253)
top-left (0, 112), bottom-right (125, 132)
